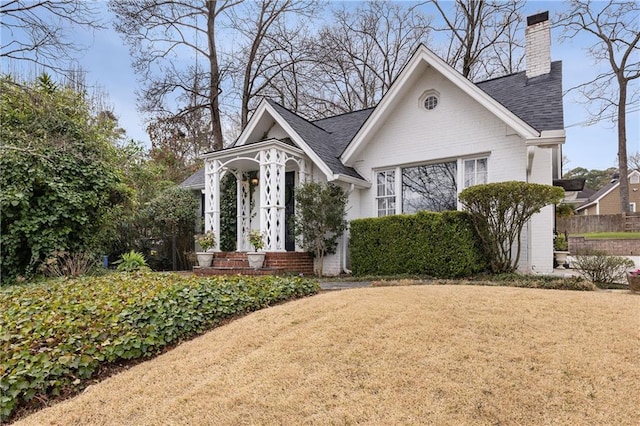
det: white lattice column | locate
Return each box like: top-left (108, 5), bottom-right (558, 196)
top-left (298, 158), bottom-right (308, 184)
top-left (236, 172), bottom-right (250, 251)
top-left (260, 148), bottom-right (286, 251)
top-left (204, 159), bottom-right (221, 251)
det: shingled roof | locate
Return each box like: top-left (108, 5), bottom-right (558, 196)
top-left (267, 100), bottom-right (373, 179)
top-left (476, 61), bottom-right (564, 132)
top-left (180, 167), bottom-right (205, 189)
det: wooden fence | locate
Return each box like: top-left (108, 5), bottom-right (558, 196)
top-left (556, 213), bottom-right (640, 234)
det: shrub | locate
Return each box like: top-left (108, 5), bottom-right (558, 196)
top-left (114, 250), bottom-right (149, 272)
top-left (140, 186), bottom-right (200, 271)
top-left (555, 203), bottom-right (575, 217)
top-left (350, 211), bottom-right (487, 278)
top-left (483, 273), bottom-right (596, 291)
top-left (0, 76), bottom-right (129, 284)
top-left (292, 182), bottom-right (348, 276)
top-left (554, 234), bottom-right (568, 251)
top-left (459, 182), bottom-right (564, 274)
top-left (195, 231), bottom-right (216, 252)
top-left (572, 250), bottom-right (635, 285)
top-left (38, 251), bottom-right (98, 278)
top-left (0, 273), bottom-right (319, 421)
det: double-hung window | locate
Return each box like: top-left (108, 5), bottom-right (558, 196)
top-left (376, 170), bottom-right (396, 216)
top-left (463, 158), bottom-right (488, 188)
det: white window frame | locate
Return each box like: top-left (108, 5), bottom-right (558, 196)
top-left (376, 169), bottom-right (397, 217)
top-left (462, 157), bottom-right (488, 189)
top-left (374, 154), bottom-right (490, 217)
top-left (630, 202), bottom-right (636, 213)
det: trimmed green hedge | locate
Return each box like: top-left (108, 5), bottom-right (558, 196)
top-left (0, 273), bottom-right (319, 421)
top-left (350, 211), bottom-right (487, 277)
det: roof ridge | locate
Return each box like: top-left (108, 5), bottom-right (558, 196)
top-left (266, 99), bottom-right (330, 135)
top-left (312, 106), bottom-right (376, 124)
top-left (475, 60), bottom-right (562, 85)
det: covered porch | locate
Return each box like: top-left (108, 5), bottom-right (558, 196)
top-left (203, 139), bottom-right (309, 253)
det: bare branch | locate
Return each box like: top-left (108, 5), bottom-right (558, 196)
top-left (1, 0), bottom-right (104, 75)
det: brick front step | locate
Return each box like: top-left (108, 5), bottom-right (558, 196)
top-left (213, 258), bottom-right (249, 268)
top-left (194, 251), bottom-right (315, 276)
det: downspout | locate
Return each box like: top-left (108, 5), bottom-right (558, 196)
top-left (342, 184), bottom-right (355, 274)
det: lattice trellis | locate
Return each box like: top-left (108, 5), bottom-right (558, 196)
top-left (236, 171), bottom-right (251, 251)
top-left (260, 148), bottom-right (287, 251)
top-left (206, 144), bottom-right (306, 253)
top-left (204, 159), bottom-right (221, 251)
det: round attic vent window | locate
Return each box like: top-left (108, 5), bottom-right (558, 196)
top-left (424, 95), bottom-right (438, 110)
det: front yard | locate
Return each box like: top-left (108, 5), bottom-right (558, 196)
top-left (0, 273), bottom-right (319, 422)
top-left (13, 285), bottom-right (640, 425)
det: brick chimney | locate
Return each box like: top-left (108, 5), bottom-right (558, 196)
top-left (525, 11), bottom-right (551, 78)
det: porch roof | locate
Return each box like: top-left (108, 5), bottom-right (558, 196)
top-left (265, 100), bottom-right (372, 180)
top-left (202, 138), bottom-right (305, 161)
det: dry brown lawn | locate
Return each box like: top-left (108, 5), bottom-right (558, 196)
top-left (15, 286), bottom-right (640, 426)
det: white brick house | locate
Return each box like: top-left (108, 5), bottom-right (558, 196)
top-left (182, 12), bottom-right (565, 275)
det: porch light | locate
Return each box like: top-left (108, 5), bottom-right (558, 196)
top-left (251, 177), bottom-right (259, 186)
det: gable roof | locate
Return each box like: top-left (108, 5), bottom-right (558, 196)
top-left (265, 100), bottom-right (373, 179)
top-left (576, 170), bottom-right (640, 211)
top-left (180, 168), bottom-right (205, 190)
top-left (341, 44), bottom-right (564, 164)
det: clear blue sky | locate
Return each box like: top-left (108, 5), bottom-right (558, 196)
top-left (2, 1), bottom-right (638, 173)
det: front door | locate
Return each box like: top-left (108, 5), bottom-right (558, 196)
top-left (284, 171), bottom-right (295, 251)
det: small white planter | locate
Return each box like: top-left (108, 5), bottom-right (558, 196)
top-left (554, 251), bottom-right (570, 268)
top-left (196, 252), bottom-right (214, 267)
top-left (247, 252), bottom-right (266, 269)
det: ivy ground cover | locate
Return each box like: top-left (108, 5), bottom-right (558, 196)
top-left (0, 273), bottom-right (319, 421)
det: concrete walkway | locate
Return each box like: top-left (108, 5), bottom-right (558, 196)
top-left (318, 281), bottom-right (371, 291)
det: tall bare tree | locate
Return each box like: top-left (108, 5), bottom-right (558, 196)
top-left (1, 0), bottom-right (102, 73)
top-left (559, 0), bottom-right (640, 213)
top-left (281, 1), bottom-right (430, 118)
top-left (228, 0), bottom-right (318, 128)
top-left (429, 0), bottom-right (525, 80)
top-left (110, 0), bottom-right (242, 151)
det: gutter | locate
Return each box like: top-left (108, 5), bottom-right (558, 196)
top-left (330, 173), bottom-right (372, 188)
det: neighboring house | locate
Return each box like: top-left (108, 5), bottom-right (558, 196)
top-left (553, 178), bottom-right (594, 208)
top-left (182, 11), bottom-right (565, 275)
top-left (566, 187), bottom-right (596, 207)
top-left (576, 170), bottom-right (640, 215)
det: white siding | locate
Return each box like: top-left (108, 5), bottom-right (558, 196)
top-left (267, 123), bottom-right (288, 140)
top-left (527, 146), bottom-right (554, 273)
top-left (345, 64), bottom-right (555, 274)
top-left (352, 65), bottom-right (526, 219)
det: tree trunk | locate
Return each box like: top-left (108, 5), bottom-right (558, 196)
top-left (316, 249), bottom-right (323, 277)
top-left (207, 1), bottom-right (224, 151)
top-left (618, 78), bottom-right (629, 213)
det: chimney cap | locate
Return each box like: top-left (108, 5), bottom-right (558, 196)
top-left (527, 11), bottom-right (549, 26)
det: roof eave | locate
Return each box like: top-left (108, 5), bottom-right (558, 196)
top-left (526, 129), bottom-right (566, 147)
top-left (201, 138), bottom-right (305, 160)
top-left (329, 173), bottom-right (372, 188)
